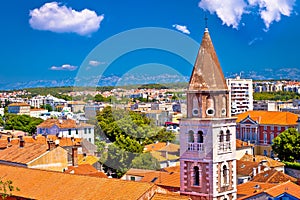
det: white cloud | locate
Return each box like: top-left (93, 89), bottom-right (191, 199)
top-left (199, 0), bottom-right (247, 29)
top-left (172, 24), bottom-right (191, 34)
top-left (50, 64), bottom-right (77, 71)
top-left (248, 37), bottom-right (262, 45)
top-left (89, 60), bottom-right (105, 66)
top-left (29, 2), bottom-right (104, 36)
top-left (248, 0), bottom-right (296, 30)
top-left (198, 0), bottom-right (296, 30)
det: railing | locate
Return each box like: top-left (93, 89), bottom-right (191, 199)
top-left (187, 143), bottom-right (204, 152)
top-left (218, 141), bottom-right (231, 152)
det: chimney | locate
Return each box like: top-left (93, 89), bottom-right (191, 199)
top-left (47, 140), bottom-right (56, 150)
top-left (257, 164), bottom-right (261, 174)
top-left (72, 146), bottom-right (78, 167)
top-left (19, 136), bottom-right (25, 148)
top-left (252, 167), bottom-right (256, 177)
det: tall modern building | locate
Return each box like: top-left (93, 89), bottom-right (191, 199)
top-left (180, 28), bottom-right (237, 200)
top-left (226, 76), bottom-right (253, 116)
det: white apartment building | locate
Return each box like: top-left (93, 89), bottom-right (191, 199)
top-left (226, 76), bottom-right (253, 115)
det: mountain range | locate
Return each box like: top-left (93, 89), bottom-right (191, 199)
top-left (0, 67), bottom-right (299, 91)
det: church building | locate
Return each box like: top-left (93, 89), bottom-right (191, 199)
top-left (180, 27), bottom-right (237, 200)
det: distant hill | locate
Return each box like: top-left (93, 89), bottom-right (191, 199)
top-left (1, 67), bottom-right (299, 91)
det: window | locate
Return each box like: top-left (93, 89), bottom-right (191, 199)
top-left (197, 131), bottom-right (203, 143)
top-left (223, 165), bottom-right (228, 185)
top-left (219, 131), bottom-right (224, 143)
top-left (264, 133), bottom-right (267, 144)
top-left (193, 166), bottom-right (200, 186)
top-left (76, 129), bottom-right (78, 135)
top-left (89, 138), bottom-right (91, 142)
top-left (84, 128), bottom-right (87, 134)
top-left (130, 176), bottom-right (136, 181)
top-left (68, 129), bottom-right (71, 136)
top-left (88, 128), bottom-right (91, 134)
top-left (226, 130), bottom-right (230, 141)
top-left (188, 130), bottom-right (194, 143)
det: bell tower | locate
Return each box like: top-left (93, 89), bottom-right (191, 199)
top-left (180, 28), bottom-right (237, 200)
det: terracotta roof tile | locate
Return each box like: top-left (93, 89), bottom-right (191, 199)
top-left (151, 193), bottom-right (190, 200)
top-left (237, 160), bottom-right (263, 176)
top-left (236, 139), bottom-right (254, 149)
top-left (237, 181), bottom-right (276, 197)
top-left (264, 181), bottom-right (300, 198)
top-left (0, 142), bottom-right (48, 164)
top-left (140, 171), bottom-right (180, 188)
top-left (236, 111), bottom-right (298, 126)
top-left (64, 164), bottom-right (107, 178)
top-left (8, 103), bottom-right (30, 107)
top-left (0, 164), bottom-right (161, 200)
top-left (252, 169), bottom-right (297, 183)
top-left (240, 154), bottom-right (284, 168)
top-left (163, 165), bottom-right (180, 173)
top-left (78, 155), bottom-right (99, 165)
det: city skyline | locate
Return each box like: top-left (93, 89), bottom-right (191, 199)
top-left (0, 0), bottom-right (299, 88)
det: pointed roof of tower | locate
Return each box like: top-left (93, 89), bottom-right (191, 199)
top-left (189, 28), bottom-right (228, 91)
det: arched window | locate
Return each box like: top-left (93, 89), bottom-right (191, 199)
top-left (226, 130), bottom-right (230, 142)
top-left (223, 165), bottom-right (228, 185)
top-left (188, 130), bottom-right (194, 143)
top-left (206, 96), bottom-right (215, 116)
top-left (197, 131), bottom-right (203, 143)
top-left (193, 166), bottom-right (200, 186)
top-left (219, 131), bottom-right (224, 143)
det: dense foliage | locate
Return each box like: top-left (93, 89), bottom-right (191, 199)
top-left (254, 91), bottom-right (300, 101)
top-left (282, 161), bottom-right (300, 170)
top-left (272, 128), bottom-right (300, 162)
top-left (3, 114), bottom-right (44, 135)
top-left (96, 106), bottom-right (175, 177)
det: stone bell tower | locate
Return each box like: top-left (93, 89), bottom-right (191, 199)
top-left (179, 28), bottom-right (237, 200)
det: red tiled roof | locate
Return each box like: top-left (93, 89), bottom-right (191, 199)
top-left (163, 165), bottom-right (180, 173)
top-left (8, 103), bottom-right (30, 107)
top-left (236, 111), bottom-right (298, 126)
top-left (236, 139), bottom-right (254, 149)
top-left (0, 142), bottom-right (48, 164)
top-left (151, 193), bottom-right (190, 200)
top-left (37, 119), bottom-right (93, 129)
top-left (64, 164), bottom-right (107, 178)
top-left (252, 169), bottom-right (297, 183)
top-left (240, 154), bottom-right (285, 168)
top-left (237, 160), bottom-right (263, 176)
top-left (264, 181), bottom-right (300, 198)
top-left (237, 181), bottom-right (276, 197)
top-left (140, 171), bottom-right (180, 188)
top-left (0, 164), bottom-right (161, 200)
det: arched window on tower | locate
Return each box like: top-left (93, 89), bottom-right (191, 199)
top-left (226, 130), bottom-right (230, 142)
top-left (197, 131), bottom-right (203, 143)
top-left (193, 166), bottom-right (200, 186)
top-left (219, 130), bottom-right (224, 143)
top-left (206, 96), bottom-right (215, 116)
top-left (222, 165), bottom-right (228, 185)
top-left (188, 130), bottom-right (194, 143)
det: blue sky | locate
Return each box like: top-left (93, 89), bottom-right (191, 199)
top-left (0, 0), bottom-right (299, 85)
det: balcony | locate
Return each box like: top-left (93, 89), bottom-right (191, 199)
top-left (218, 141), bottom-right (231, 153)
top-left (187, 143), bottom-right (204, 152)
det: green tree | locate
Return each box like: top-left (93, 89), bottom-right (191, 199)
top-left (0, 179), bottom-right (20, 199)
top-left (272, 128), bottom-right (300, 162)
top-left (131, 152), bottom-right (160, 170)
top-left (0, 117), bottom-right (3, 127)
top-left (4, 114), bottom-right (44, 135)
